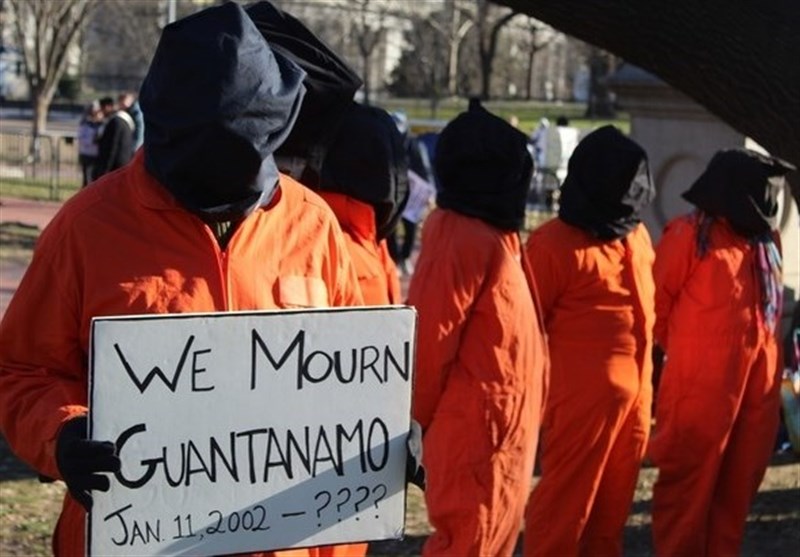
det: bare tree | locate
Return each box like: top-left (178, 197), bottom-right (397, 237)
top-left (420, 0), bottom-right (474, 97)
top-left (584, 46), bottom-right (617, 118)
top-left (418, 0), bottom-right (517, 99)
top-left (8, 0), bottom-right (93, 147)
top-left (100, 0), bottom-right (163, 69)
top-left (82, 0), bottom-right (212, 94)
top-left (388, 13), bottom-right (448, 116)
top-left (472, 0), bottom-right (520, 99)
top-left (521, 18), bottom-right (554, 100)
top-left (351, 0), bottom-right (385, 105)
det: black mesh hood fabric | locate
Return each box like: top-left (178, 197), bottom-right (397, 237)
top-left (139, 2), bottom-right (306, 222)
top-left (434, 101), bottom-right (533, 231)
top-left (558, 125), bottom-right (654, 240)
top-left (246, 1), bottom-right (362, 166)
top-left (682, 148), bottom-right (796, 237)
top-left (319, 102), bottom-right (410, 239)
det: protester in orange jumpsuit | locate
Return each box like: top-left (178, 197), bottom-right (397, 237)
top-left (650, 148), bottom-right (796, 557)
top-left (249, 2), bottom-right (405, 306)
top-left (0, 4), bottom-right (363, 556)
top-left (250, 9), bottom-right (408, 553)
top-left (317, 102), bottom-right (409, 305)
top-left (297, 101), bottom-right (411, 557)
top-left (407, 99), bottom-right (548, 557)
top-left (524, 125), bottom-right (656, 557)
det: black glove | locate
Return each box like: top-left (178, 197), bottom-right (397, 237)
top-left (55, 416), bottom-right (121, 511)
top-left (405, 420), bottom-right (426, 490)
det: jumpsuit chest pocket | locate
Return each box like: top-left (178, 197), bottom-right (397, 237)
top-left (276, 276), bottom-right (330, 308)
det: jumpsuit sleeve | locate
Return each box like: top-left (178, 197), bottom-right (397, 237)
top-left (0, 222), bottom-right (88, 479)
top-left (407, 231), bottom-right (492, 430)
top-left (653, 218), bottom-right (696, 351)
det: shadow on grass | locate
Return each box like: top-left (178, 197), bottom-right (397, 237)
top-left (0, 434), bottom-right (39, 481)
top-left (0, 221), bottom-right (39, 250)
top-left (368, 534), bottom-right (427, 556)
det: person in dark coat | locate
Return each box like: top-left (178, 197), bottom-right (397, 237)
top-left (92, 96), bottom-right (135, 180)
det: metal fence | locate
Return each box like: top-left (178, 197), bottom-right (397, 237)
top-left (0, 131), bottom-right (82, 200)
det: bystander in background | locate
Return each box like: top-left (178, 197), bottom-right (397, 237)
top-left (388, 112), bottom-right (436, 276)
top-left (77, 100), bottom-right (102, 187)
top-left (92, 96), bottom-right (135, 181)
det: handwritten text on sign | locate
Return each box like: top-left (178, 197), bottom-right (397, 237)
top-left (88, 307), bottom-right (416, 557)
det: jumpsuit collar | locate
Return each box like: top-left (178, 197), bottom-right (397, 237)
top-left (318, 191), bottom-right (377, 243)
top-left (318, 102), bottom-right (410, 240)
top-left (132, 150), bottom-right (284, 215)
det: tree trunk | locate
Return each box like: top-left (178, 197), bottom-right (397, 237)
top-left (491, 0), bottom-right (800, 169)
top-left (525, 47), bottom-right (535, 100)
top-left (585, 48), bottom-right (615, 118)
top-left (447, 42), bottom-right (459, 97)
top-left (479, 51), bottom-right (492, 100)
top-left (476, 6), bottom-right (519, 102)
top-left (30, 89), bottom-right (50, 161)
top-left (362, 52), bottom-right (371, 106)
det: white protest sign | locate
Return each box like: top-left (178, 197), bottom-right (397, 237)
top-left (88, 307), bottom-right (416, 557)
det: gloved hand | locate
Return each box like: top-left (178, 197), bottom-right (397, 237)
top-left (405, 419), bottom-right (426, 490)
top-left (55, 416), bottom-right (121, 511)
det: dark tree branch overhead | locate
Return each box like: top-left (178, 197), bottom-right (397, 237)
top-left (491, 0), bottom-right (800, 168)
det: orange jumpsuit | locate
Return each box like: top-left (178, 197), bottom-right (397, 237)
top-left (408, 208), bottom-right (547, 557)
top-left (650, 214), bottom-right (782, 556)
top-left (0, 152), bottom-right (362, 557)
top-left (313, 192), bottom-right (401, 557)
top-left (524, 218), bottom-right (655, 557)
top-left (320, 192), bottom-right (401, 305)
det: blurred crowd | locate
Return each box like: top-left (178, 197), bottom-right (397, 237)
top-left (77, 92), bottom-right (143, 187)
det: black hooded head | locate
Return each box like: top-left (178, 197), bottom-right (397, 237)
top-left (682, 148), bottom-right (796, 238)
top-left (139, 2), bottom-right (305, 222)
top-left (434, 100), bottom-right (533, 231)
top-left (245, 1), bottom-right (362, 187)
top-left (319, 102), bottom-right (409, 240)
top-left (558, 125), bottom-right (654, 240)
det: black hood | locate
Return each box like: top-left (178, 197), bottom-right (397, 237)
top-left (246, 1), bottom-right (362, 186)
top-left (319, 102), bottom-right (409, 239)
top-left (434, 100), bottom-right (533, 231)
top-left (139, 2), bottom-right (305, 222)
top-left (558, 125), bottom-right (654, 240)
top-left (683, 148), bottom-right (796, 237)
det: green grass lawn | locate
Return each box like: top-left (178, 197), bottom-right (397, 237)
top-left (0, 222), bottom-right (39, 266)
top-left (0, 178), bottom-right (79, 202)
top-left (378, 98), bottom-right (630, 136)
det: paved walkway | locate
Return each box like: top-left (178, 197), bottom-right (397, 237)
top-left (0, 197), bottom-right (62, 317)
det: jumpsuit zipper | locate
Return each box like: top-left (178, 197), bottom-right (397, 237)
top-left (197, 219), bottom-right (233, 311)
top-left (220, 249), bottom-right (232, 310)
